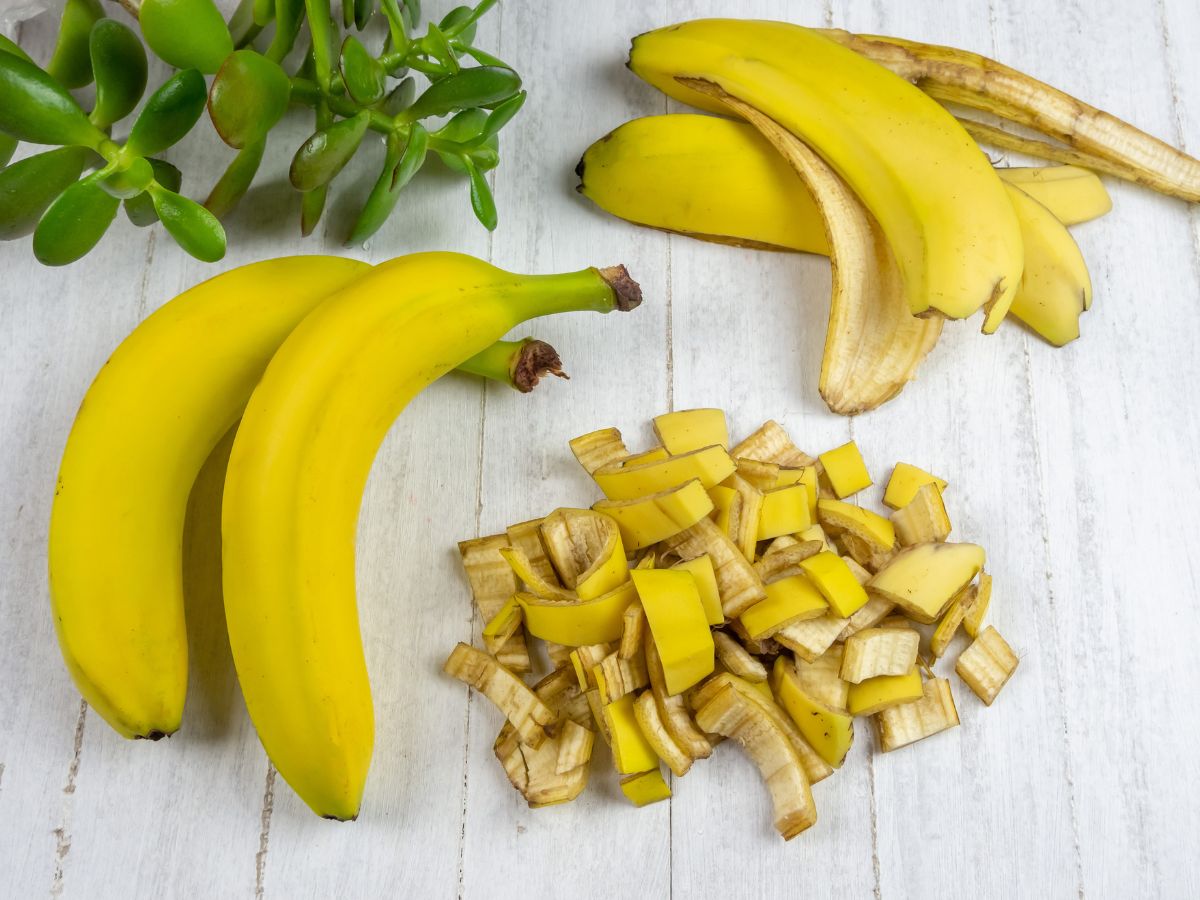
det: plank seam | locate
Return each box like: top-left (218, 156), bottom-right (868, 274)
top-left (50, 700), bottom-right (87, 898)
top-left (254, 763), bottom-right (276, 900)
top-left (134, 229), bottom-right (159, 321)
top-left (1153, 0), bottom-right (1200, 269)
top-left (1019, 338), bottom-right (1085, 900)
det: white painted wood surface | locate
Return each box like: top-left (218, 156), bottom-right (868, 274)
top-left (2, 1), bottom-right (1198, 897)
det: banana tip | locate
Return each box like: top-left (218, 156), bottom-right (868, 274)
top-left (598, 265), bottom-right (642, 311)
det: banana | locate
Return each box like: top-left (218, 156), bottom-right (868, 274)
top-left (582, 113), bottom-right (1095, 353)
top-left (628, 19), bottom-right (1024, 330)
top-left (818, 30), bottom-right (1200, 203)
top-left (1004, 183), bottom-right (1093, 346)
top-left (49, 256), bottom-right (569, 741)
top-left (585, 99), bottom-right (941, 415)
top-left (49, 256), bottom-right (371, 740)
top-left (220, 252), bottom-right (640, 820)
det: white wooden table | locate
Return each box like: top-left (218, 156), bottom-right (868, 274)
top-left (3, 1), bottom-right (1199, 897)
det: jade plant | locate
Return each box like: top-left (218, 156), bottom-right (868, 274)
top-left (0, 0), bottom-right (523, 265)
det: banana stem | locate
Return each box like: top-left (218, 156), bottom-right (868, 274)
top-left (459, 338), bottom-right (568, 393)
top-left (509, 265), bottom-right (642, 322)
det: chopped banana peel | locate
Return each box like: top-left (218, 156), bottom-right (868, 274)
top-left (444, 644), bottom-right (555, 748)
top-left (772, 656), bottom-right (854, 767)
top-left (892, 482), bottom-right (952, 546)
top-left (869, 542), bottom-right (985, 623)
top-left (451, 415), bottom-right (1015, 836)
top-left (963, 572), bottom-right (992, 638)
top-left (713, 631), bottom-right (768, 683)
top-left (776, 614), bottom-right (849, 663)
top-left (841, 626), bottom-right (921, 683)
top-left (818, 441), bottom-right (872, 499)
top-left (818, 29), bottom-right (1200, 202)
top-left (619, 601), bottom-right (647, 659)
top-left (795, 645), bottom-right (850, 712)
top-left (620, 767), bottom-right (672, 807)
top-left (875, 677), bottom-right (960, 752)
top-left (594, 444), bottom-right (736, 500)
top-left (956, 625), bottom-right (1019, 705)
top-left (694, 682), bottom-right (818, 839)
top-left (884, 463), bottom-right (948, 510)
top-left (646, 630), bottom-right (713, 760)
top-left (731, 420), bottom-right (813, 467)
top-left (664, 517), bottom-right (767, 617)
top-left (634, 689), bottom-right (693, 776)
top-left (593, 478), bottom-right (714, 550)
top-left (758, 484), bottom-right (812, 539)
top-left (653, 408), bottom-right (729, 454)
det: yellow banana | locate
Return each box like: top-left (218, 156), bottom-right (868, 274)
top-left (581, 114), bottom-right (1095, 351)
top-left (628, 19), bottom-right (1024, 330)
top-left (1004, 183), bottom-right (1093, 346)
top-left (49, 257), bottom-right (370, 739)
top-left (221, 252), bottom-right (641, 820)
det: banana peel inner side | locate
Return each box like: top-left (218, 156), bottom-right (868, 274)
top-left (684, 79), bottom-right (943, 416)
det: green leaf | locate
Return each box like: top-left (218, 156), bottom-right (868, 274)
top-left (478, 90), bottom-right (525, 141)
top-left (139, 0), bottom-right (234, 74)
top-left (433, 108), bottom-right (486, 143)
top-left (0, 35), bottom-right (35, 64)
top-left (0, 146), bottom-right (88, 240)
top-left (422, 22), bottom-right (459, 73)
top-left (404, 66), bottom-right (520, 121)
top-left (204, 137), bottom-right (266, 218)
top-left (300, 184), bottom-right (327, 236)
top-left (208, 50), bottom-right (291, 149)
top-left (149, 183), bottom-right (226, 261)
top-left (289, 111), bottom-right (370, 192)
top-left (381, 77), bottom-right (417, 115)
top-left (125, 69), bottom-right (207, 158)
top-left (353, 0), bottom-right (373, 30)
top-left (33, 172), bottom-right (119, 265)
top-left (0, 135), bottom-right (17, 168)
top-left (124, 158), bottom-right (182, 226)
top-left (462, 154), bottom-right (495, 230)
top-left (89, 20), bottom-right (148, 129)
top-left (458, 45), bottom-right (510, 69)
top-left (379, 0), bottom-right (408, 51)
top-left (339, 36), bottom-right (385, 105)
top-left (440, 0), bottom-right (493, 41)
top-left (47, 0), bottom-right (105, 89)
top-left (0, 53), bottom-right (107, 148)
top-left (100, 157), bottom-right (155, 199)
top-left (266, 0), bottom-right (305, 63)
top-left (253, 0), bottom-right (275, 26)
top-left (346, 123), bottom-right (426, 245)
top-left (305, 0), bottom-right (335, 86)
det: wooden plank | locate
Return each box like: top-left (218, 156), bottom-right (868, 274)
top-left (990, 0), bottom-right (1200, 895)
top-left (457, 2), bottom-right (672, 898)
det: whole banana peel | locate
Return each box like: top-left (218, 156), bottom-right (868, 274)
top-left (819, 29), bottom-right (1200, 203)
top-left (48, 257), bottom-right (371, 740)
top-left (628, 19), bottom-right (1024, 329)
top-left (221, 253), bottom-right (640, 820)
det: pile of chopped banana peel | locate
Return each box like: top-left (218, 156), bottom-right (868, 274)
top-left (444, 410), bottom-right (1018, 840)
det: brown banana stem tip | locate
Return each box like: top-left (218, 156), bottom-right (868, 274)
top-left (512, 340), bottom-right (568, 393)
top-left (598, 265), bottom-right (643, 311)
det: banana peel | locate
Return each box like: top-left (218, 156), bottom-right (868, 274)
top-left (820, 29), bottom-right (1200, 202)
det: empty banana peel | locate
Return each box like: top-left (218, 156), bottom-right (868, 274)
top-left (689, 83), bottom-right (943, 415)
top-left (694, 681), bottom-right (818, 840)
top-left (819, 29), bottom-right (1200, 202)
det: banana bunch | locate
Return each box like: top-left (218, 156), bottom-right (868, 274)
top-left (578, 19), bottom-right (1199, 414)
top-left (48, 253), bottom-right (641, 819)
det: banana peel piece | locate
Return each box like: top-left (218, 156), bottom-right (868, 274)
top-left (663, 517), bottom-right (767, 617)
top-left (693, 681), bottom-right (818, 840)
top-left (731, 420), bottom-right (814, 467)
top-left (593, 478), bottom-right (714, 550)
top-left (444, 644), bottom-right (555, 748)
top-left (695, 86), bottom-right (943, 415)
top-left (634, 689), bottom-right (693, 777)
top-left (820, 29), bottom-right (1200, 203)
top-left (458, 534), bottom-right (532, 673)
top-left (539, 508), bottom-right (628, 599)
top-left (646, 630), bottom-right (712, 760)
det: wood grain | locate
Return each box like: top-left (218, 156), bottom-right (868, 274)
top-left (1, 1), bottom-right (1197, 897)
